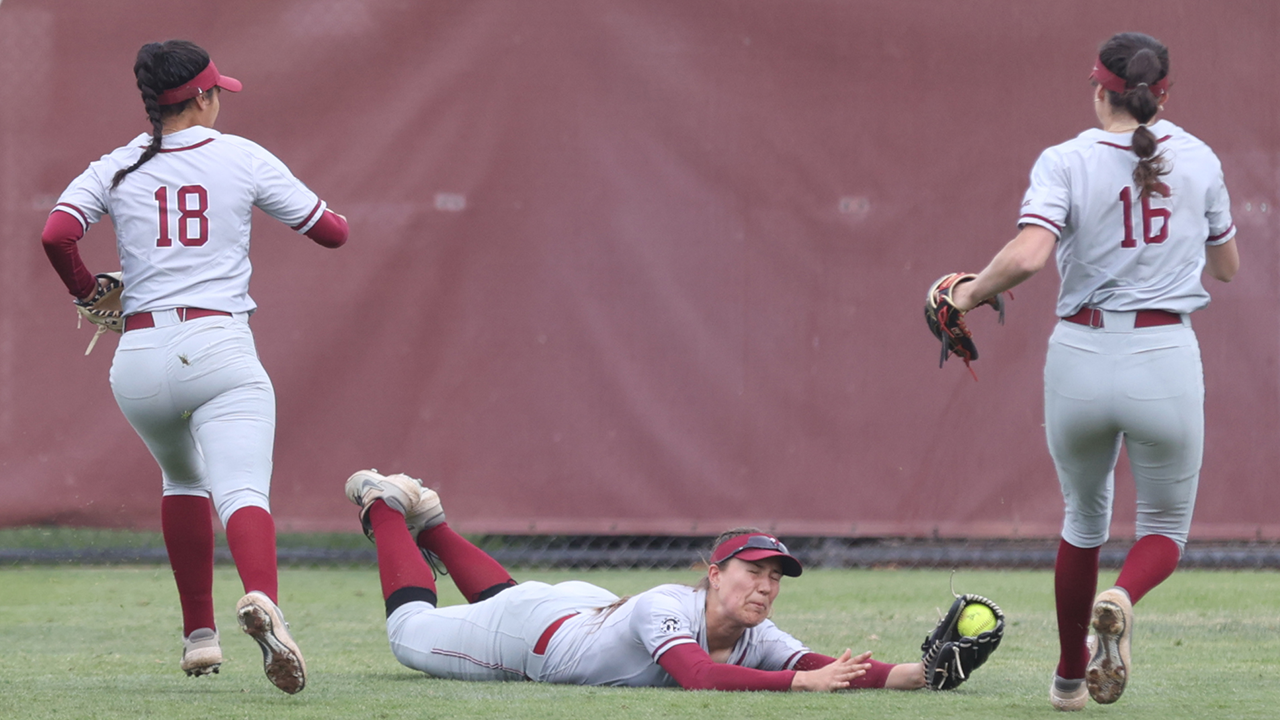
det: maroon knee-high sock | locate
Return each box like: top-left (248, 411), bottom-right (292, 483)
top-left (225, 506), bottom-right (278, 603)
top-left (1055, 539), bottom-right (1100, 680)
top-left (369, 500), bottom-right (436, 601)
top-left (1115, 534), bottom-right (1181, 604)
top-left (417, 522), bottom-right (515, 603)
top-left (161, 495), bottom-right (216, 636)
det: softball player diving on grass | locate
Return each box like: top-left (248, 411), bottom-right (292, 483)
top-left (941, 32), bottom-right (1238, 711)
top-left (342, 469), bottom-right (949, 692)
top-left (40, 40), bottom-right (349, 694)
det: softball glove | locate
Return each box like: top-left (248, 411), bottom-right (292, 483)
top-left (924, 272), bottom-right (1005, 376)
top-left (920, 593), bottom-right (1006, 691)
top-left (74, 272), bottom-right (124, 355)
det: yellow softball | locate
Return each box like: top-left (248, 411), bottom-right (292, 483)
top-left (957, 603), bottom-right (998, 636)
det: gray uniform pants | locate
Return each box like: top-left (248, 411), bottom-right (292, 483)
top-left (110, 312), bottom-right (273, 526)
top-left (386, 581), bottom-right (617, 682)
top-left (1044, 312), bottom-right (1203, 549)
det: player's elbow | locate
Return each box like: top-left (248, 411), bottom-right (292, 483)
top-left (1005, 225), bottom-right (1055, 277)
top-left (1010, 251), bottom-right (1049, 277)
top-left (1207, 265), bottom-right (1237, 283)
top-left (1205, 240), bottom-right (1239, 282)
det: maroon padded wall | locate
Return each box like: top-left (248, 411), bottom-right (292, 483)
top-left (2, 0), bottom-right (1276, 538)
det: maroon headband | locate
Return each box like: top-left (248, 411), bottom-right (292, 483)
top-left (1090, 57), bottom-right (1167, 98)
top-left (155, 61), bottom-right (242, 105)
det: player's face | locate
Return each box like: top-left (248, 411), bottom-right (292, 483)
top-left (713, 557), bottom-right (785, 628)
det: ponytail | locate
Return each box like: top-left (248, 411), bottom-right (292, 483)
top-left (1098, 34), bottom-right (1170, 199)
top-left (109, 40), bottom-right (211, 190)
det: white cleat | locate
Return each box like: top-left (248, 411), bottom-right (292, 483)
top-left (1086, 587), bottom-right (1133, 704)
top-left (344, 469), bottom-right (424, 539)
top-left (1050, 675), bottom-right (1088, 711)
top-left (236, 591), bottom-right (306, 694)
top-left (180, 627), bottom-right (222, 677)
top-left (402, 481), bottom-right (446, 538)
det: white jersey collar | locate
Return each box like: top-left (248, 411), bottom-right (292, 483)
top-left (130, 126), bottom-right (222, 151)
top-left (1081, 118), bottom-right (1175, 144)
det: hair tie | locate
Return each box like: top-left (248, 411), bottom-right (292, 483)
top-left (1136, 82), bottom-right (1150, 91)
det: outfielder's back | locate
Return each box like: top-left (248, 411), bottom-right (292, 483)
top-left (1019, 119), bottom-right (1234, 317)
top-left (55, 127), bottom-right (329, 316)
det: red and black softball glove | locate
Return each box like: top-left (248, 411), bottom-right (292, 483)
top-left (924, 273), bottom-right (1005, 377)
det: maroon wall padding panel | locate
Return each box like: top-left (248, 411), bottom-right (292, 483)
top-left (2, 0), bottom-right (1276, 537)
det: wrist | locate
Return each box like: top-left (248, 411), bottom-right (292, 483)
top-left (789, 670), bottom-right (808, 692)
top-left (951, 282), bottom-right (976, 311)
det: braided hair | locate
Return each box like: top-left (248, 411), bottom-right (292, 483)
top-left (110, 41), bottom-right (211, 190)
top-left (1097, 32), bottom-right (1171, 199)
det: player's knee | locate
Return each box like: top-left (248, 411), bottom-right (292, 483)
top-left (1062, 519), bottom-right (1109, 548)
top-left (213, 489), bottom-right (270, 526)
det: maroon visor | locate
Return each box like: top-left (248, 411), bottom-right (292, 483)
top-left (1089, 57), bottom-right (1167, 98)
top-left (709, 533), bottom-right (803, 577)
top-left (155, 60), bottom-right (242, 106)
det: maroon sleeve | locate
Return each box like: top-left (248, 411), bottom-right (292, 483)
top-left (656, 643), bottom-right (795, 691)
top-left (41, 210), bottom-right (96, 299)
top-left (792, 652), bottom-right (895, 689)
top-left (303, 208), bottom-right (348, 248)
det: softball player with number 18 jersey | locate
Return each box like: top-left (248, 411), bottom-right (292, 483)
top-left (40, 40), bottom-right (349, 694)
top-left (947, 33), bottom-right (1238, 711)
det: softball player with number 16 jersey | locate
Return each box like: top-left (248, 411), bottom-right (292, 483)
top-left (40, 40), bottom-right (349, 694)
top-left (946, 33), bottom-right (1238, 711)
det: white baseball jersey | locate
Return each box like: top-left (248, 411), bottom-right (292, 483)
top-left (541, 583), bottom-right (809, 686)
top-left (51, 126), bottom-right (326, 315)
top-left (384, 581), bottom-right (809, 686)
top-left (1018, 119), bottom-right (1235, 317)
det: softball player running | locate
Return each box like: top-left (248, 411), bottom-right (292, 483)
top-left (945, 32), bottom-right (1238, 711)
top-left (343, 470), bottom-right (933, 692)
top-left (40, 40), bottom-right (349, 693)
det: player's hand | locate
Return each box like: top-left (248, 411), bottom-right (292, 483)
top-left (790, 649), bottom-right (871, 692)
top-left (77, 275), bottom-right (110, 304)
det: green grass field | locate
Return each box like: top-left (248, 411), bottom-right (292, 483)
top-left (1, 565), bottom-right (1276, 719)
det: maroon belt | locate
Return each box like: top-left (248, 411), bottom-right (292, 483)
top-left (533, 613), bottom-right (579, 656)
top-left (1062, 308), bottom-right (1181, 329)
top-left (124, 308), bottom-right (233, 332)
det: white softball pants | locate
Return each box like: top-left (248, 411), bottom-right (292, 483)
top-left (109, 312), bottom-right (274, 526)
top-left (1044, 313), bottom-right (1204, 550)
top-left (386, 581), bottom-right (615, 682)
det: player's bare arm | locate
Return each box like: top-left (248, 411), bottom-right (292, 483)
top-left (1205, 238), bottom-right (1239, 282)
top-left (886, 662), bottom-right (928, 690)
top-left (952, 224), bottom-right (1057, 311)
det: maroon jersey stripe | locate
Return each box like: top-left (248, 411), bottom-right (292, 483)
top-left (1208, 223), bottom-right (1235, 242)
top-left (292, 200), bottom-right (323, 231)
top-left (53, 202), bottom-right (90, 227)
